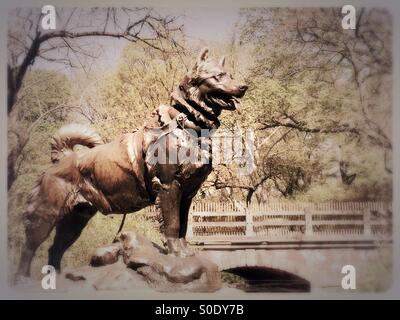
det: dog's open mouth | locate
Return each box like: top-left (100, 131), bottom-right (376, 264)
top-left (206, 93), bottom-right (241, 112)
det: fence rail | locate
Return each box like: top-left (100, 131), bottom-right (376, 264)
top-left (180, 201), bottom-right (392, 243)
top-left (142, 201), bottom-right (392, 242)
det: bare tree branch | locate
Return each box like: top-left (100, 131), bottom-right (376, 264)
top-left (7, 8), bottom-right (183, 114)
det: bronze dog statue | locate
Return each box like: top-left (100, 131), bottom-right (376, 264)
top-left (16, 48), bottom-right (248, 279)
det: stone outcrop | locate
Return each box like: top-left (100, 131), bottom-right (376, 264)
top-left (64, 231), bottom-right (221, 292)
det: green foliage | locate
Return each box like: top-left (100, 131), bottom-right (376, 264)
top-left (94, 41), bottom-right (187, 139)
top-left (16, 70), bottom-right (71, 123)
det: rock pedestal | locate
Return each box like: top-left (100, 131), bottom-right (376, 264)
top-left (64, 231), bottom-right (221, 292)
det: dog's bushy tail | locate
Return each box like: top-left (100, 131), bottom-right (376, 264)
top-left (50, 123), bottom-right (104, 163)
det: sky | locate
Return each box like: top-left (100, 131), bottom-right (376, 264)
top-left (181, 8), bottom-right (239, 41)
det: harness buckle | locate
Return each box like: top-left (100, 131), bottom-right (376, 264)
top-left (176, 113), bottom-right (187, 128)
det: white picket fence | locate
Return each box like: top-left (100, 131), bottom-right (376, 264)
top-left (182, 201), bottom-right (392, 242)
top-left (142, 201), bottom-right (392, 242)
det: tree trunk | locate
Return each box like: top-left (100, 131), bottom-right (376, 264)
top-left (8, 35), bottom-right (42, 114)
top-left (245, 188), bottom-right (255, 206)
top-left (7, 147), bottom-right (19, 191)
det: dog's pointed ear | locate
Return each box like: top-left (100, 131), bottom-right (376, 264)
top-left (219, 56), bottom-right (225, 67)
top-left (197, 47), bottom-right (209, 63)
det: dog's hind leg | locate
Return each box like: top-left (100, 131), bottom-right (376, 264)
top-left (48, 203), bottom-right (96, 272)
top-left (16, 196), bottom-right (58, 280)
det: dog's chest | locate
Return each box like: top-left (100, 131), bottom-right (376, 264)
top-left (172, 129), bottom-right (213, 195)
top-left (144, 125), bottom-right (213, 196)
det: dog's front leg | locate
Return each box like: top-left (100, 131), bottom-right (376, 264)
top-left (157, 179), bottom-right (183, 256)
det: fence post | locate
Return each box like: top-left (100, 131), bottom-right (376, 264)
top-left (363, 207), bottom-right (371, 237)
top-left (187, 213), bottom-right (194, 238)
top-left (246, 208), bottom-right (254, 237)
top-left (305, 208), bottom-right (313, 236)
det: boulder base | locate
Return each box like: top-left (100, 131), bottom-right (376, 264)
top-left (64, 231), bottom-right (221, 292)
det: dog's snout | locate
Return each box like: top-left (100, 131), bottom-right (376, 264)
top-left (239, 85), bottom-right (248, 92)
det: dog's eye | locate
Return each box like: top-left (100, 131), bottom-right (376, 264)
top-left (214, 73), bottom-right (226, 81)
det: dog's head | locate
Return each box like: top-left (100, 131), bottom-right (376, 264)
top-left (177, 48), bottom-right (248, 118)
